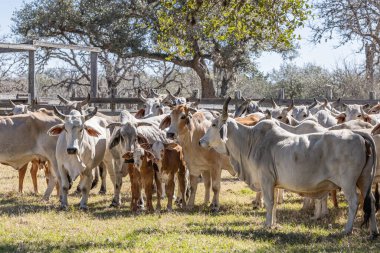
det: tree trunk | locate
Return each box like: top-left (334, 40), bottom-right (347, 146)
top-left (220, 69), bottom-right (234, 97)
top-left (192, 58), bottom-right (216, 98)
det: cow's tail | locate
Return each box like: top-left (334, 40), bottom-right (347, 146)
top-left (375, 183), bottom-right (380, 212)
top-left (91, 166), bottom-right (100, 190)
top-left (354, 131), bottom-right (377, 228)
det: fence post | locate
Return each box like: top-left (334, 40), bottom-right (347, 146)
top-left (369, 91), bottom-right (376, 100)
top-left (28, 50), bottom-right (36, 107)
top-left (278, 88), bottom-right (285, 104)
top-left (326, 85), bottom-right (333, 100)
top-left (234, 90), bottom-right (241, 111)
top-left (110, 86), bottom-right (117, 112)
top-left (90, 52), bottom-right (98, 99)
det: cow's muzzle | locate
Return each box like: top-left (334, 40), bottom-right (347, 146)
top-left (166, 132), bottom-right (175, 139)
top-left (67, 148), bottom-right (78, 155)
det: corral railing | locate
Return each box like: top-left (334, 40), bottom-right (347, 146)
top-left (1, 89), bottom-right (379, 116)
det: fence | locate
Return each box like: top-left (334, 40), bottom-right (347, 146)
top-left (1, 88), bottom-right (380, 116)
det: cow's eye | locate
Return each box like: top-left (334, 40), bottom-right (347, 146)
top-left (277, 116), bottom-right (282, 119)
top-left (303, 114), bottom-right (307, 117)
top-left (155, 105), bottom-right (160, 108)
top-left (180, 115), bottom-right (186, 119)
top-left (212, 123), bottom-right (216, 127)
top-left (357, 115), bottom-right (361, 118)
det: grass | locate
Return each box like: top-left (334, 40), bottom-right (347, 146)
top-left (0, 164), bottom-right (379, 252)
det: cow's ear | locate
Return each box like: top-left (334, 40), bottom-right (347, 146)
top-left (145, 150), bottom-right (155, 161)
top-left (336, 113), bottom-right (346, 124)
top-left (47, 124), bottom-right (65, 136)
top-left (371, 124), bottom-right (380, 135)
top-left (159, 115), bottom-right (171, 130)
top-left (84, 125), bottom-right (101, 137)
top-left (135, 109), bottom-right (145, 119)
top-left (109, 129), bottom-right (121, 149)
top-left (219, 124), bottom-right (228, 142)
top-left (137, 135), bottom-right (149, 145)
top-left (363, 104), bottom-right (370, 109)
top-left (165, 143), bottom-right (180, 151)
top-left (185, 116), bottom-right (193, 132)
top-left (140, 142), bottom-right (152, 150)
top-left (122, 152), bottom-right (133, 159)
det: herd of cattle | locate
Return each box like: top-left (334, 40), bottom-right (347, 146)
top-left (2, 87), bottom-right (380, 238)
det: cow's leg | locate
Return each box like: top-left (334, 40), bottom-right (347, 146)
top-left (311, 198), bottom-right (322, 220)
top-left (99, 162), bottom-right (107, 194)
top-left (210, 167), bottom-right (222, 212)
top-left (166, 174), bottom-right (175, 211)
top-left (341, 187), bottom-right (358, 235)
top-left (31, 161), bottom-right (39, 194)
top-left (187, 174), bottom-right (199, 210)
top-left (59, 169), bottom-right (70, 210)
top-left (43, 161), bottom-right (58, 200)
top-left (202, 171), bottom-right (211, 206)
top-left (302, 197), bottom-right (314, 210)
top-left (253, 192), bottom-right (263, 209)
top-left (321, 195), bottom-right (329, 217)
top-left (91, 166), bottom-right (100, 190)
top-left (276, 189), bottom-right (284, 204)
top-left (154, 171), bottom-right (162, 211)
top-left (178, 167), bottom-right (187, 209)
top-left (331, 190), bottom-right (338, 208)
top-left (261, 181), bottom-right (276, 228)
top-left (110, 159), bottom-right (123, 207)
top-left (142, 169), bottom-right (154, 212)
top-left (79, 170), bottom-right (93, 211)
top-left (128, 164), bottom-right (140, 212)
top-left (18, 163), bottom-right (28, 193)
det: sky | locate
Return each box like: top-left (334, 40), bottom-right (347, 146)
top-left (0, 0), bottom-right (364, 74)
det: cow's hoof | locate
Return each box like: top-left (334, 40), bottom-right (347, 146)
top-left (166, 207), bottom-right (173, 212)
top-left (369, 232), bottom-right (379, 240)
top-left (185, 205), bottom-right (194, 211)
top-left (210, 204), bottom-right (219, 213)
top-left (59, 205), bottom-right (68, 211)
top-left (79, 205), bottom-right (89, 211)
top-left (109, 200), bottom-right (121, 208)
top-left (99, 190), bottom-right (107, 195)
top-left (42, 196), bottom-right (50, 202)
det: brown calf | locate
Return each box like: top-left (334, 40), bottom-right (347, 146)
top-left (123, 146), bottom-right (162, 212)
top-left (151, 142), bottom-right (187, 211)
top-left (18, 159), bottom-right (52, 194)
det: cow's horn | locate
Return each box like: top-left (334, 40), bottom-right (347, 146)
top-left (166, 89), bottom-right (174, 98)
top-left (138, 89), bottom-right (147, 102)
top-left (270, 98), bottom-right (278, 108)
top-left (173, 87), bottom-right (181, 96)
top-left (258, 97), bottom-right (265, 104)
top-left (308, 99), bottom-right (318, 110)
top-left (53, 106), bottom-right (66, 120)
top-left (80, 93), bottom-right (91, 106)
top-left (151, 89), bottom-right (160, 98)
top-left (84, 107), bottom-right (98, 121)
top-left (222, 97), bottom-right (231, 122)
top-left (241, 96), bottom-right (247, 102)
top-left (323, 98), bottom-right (328, 107)
top-left (265, 109), bottom-right (272, 119)
top-left (9, 99), bottom-right (16, 107)
top-left (57, 95), bottom-right (70, 105)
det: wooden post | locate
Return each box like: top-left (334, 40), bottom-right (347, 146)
top-left (326, 86), bottom-right (333, 100)
top-left (369, 91), bottom-right (376, 100)
top-left (110, 86), bottom-right (117, 112)
top-left (28, 50), bottom-right (36, 106)
top-left (234, 90), bottom-right (241, 111)
top-left (90, 52), bottom-right (98, 98)
top-left (278, 88), bottom-right (285, 102)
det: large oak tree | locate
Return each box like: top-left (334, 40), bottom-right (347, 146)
top-left (13, 0), bottom-right (310, 97)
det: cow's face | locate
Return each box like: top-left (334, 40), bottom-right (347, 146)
top-left (12, 104), bottom-right (29, 115)
top-left (199, 117), bottom-right (228, 154)
top-left (270, 108), bottom-right (291, 124)
top-left (162, 105), bottom-right (196, 139)
top-left (143, 98), bottom-right (163, 117)
top-left (291, 106), bottom-right (309, 121)
top-left (48, 109), bottom-right (100, 155)
top-left (151, 141), bottom-right (165, 163)
top-left (344, 104), bottom-right (369, 122)
top-left (108, 121), bottom-right (152, 153)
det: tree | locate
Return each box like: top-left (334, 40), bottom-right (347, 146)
top-left (311, 0), bottom-right (380, 90)
top-left (13, 0), bottom-right (310, 97)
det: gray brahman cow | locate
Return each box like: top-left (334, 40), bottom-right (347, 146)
top-left (48, 107), bottom-right (111, 210)
top-left (200, 97), bottom-right (378, 237)
top-left (0, 109), bottom-right (62, 200)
